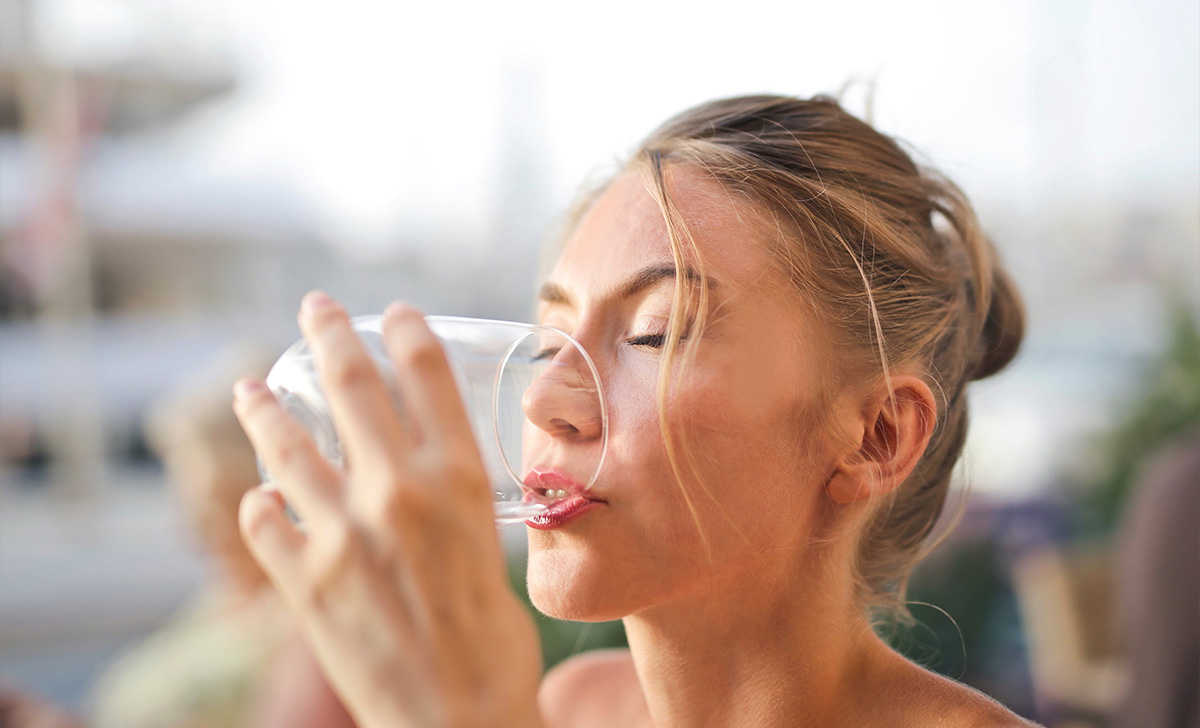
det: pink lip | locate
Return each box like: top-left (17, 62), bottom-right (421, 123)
top-left (523, 468), bottom-right (594, 498)
top-left (525, 497), bottom-right (602, 529)
top-left (522, 468), bottom-right (604, 529)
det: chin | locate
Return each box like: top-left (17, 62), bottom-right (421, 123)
top-left (525, 544), bottom-right (638, 622)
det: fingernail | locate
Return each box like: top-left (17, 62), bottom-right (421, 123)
top-left (384, 301), bottom-right (416, 318)
top-left (234, 377), bottom-right (266, 399)
top-left (302, 290), bottom-right (334, 314)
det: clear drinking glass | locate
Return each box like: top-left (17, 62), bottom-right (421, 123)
top-left (258, 315), bottom-right (608, 525)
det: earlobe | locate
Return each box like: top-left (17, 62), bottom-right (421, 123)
top-left (826, 468), bottom-right (875, 504)
top-left (825, 375), bottom-right (937, 505)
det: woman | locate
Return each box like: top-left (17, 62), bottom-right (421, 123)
top-left (233, 94), bottom-right (1036, 727)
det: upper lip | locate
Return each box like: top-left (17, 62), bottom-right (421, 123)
top-left (523, 467), bottom-right (604, 501)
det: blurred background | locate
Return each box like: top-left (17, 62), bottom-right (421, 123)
top-left (0, 0), bottom-right (1196, 726)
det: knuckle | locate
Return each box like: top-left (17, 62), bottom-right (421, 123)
top-left (323, 522), bottom-right (359, 563)
top-left (326, 354), bottom-right (378, 390)
top-left (431, 599), bottom-right (471, 638)
top-left (271, 423), bottom-right (312, 467)
top-left (439, 452), bottom-right (490, 498)
top-left (359, 475), bottom-right (455, 537)
top-left (397, 335), bottom-right (447, 373)
top-left (352, 451), bottom-right (492, 536)
top-left (305, 523), bottom-right (360, 601)
top-left (382, 482), bottom-right (440, 525)
top-left (298, 578), bottom-right (327, 610)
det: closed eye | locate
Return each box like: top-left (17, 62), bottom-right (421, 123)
top-left (625, 333), bottom-right (667, 348)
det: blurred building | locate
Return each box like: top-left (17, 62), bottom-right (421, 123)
top-left (0, 2), bottom-right (554, 481)
top-left (0, 0), bottom-right (344, 485)
top-left (0, 0), bottom-right (342, 707)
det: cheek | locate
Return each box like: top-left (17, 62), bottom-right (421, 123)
top-left (667, 357), bottom-right (829, 541)
top-left (524, 350), bottom-right (830, 617)
top-left (608, 370), bottom-right (703, 526)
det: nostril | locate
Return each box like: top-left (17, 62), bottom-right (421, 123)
top-left (550, 417), bottom-right (579, 435)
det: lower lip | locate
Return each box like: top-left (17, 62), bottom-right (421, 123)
top-left (525, 496), bottom-right (603, 530)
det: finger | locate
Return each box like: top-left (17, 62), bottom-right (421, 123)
top-left (299, 291), bottom-right (411, 471)
top-left (238, 486), bottom-right (305, 597)
top-left (233, 377), bottom-right (343, 525)
top-left (382, 302), bottom-right (475, 451)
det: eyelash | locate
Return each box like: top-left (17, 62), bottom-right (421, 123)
top-left (533, 333), bottom-right (673, 360)
top-left (625, 333), bottom-right (667, 348)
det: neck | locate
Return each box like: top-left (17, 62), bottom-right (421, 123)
top-left (621, 553), bottom-right (884, 728)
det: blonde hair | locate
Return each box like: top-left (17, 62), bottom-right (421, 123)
top-left (563, 94), bottom-right (1024, 622)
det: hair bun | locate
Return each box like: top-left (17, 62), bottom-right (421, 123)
top-left (971, 265), bottom-right (1025, 381)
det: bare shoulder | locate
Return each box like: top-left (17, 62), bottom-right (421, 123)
top-left (539, 648), bottom-right (649, 728)
top-left (897, 663), bottom-right (1043, 728)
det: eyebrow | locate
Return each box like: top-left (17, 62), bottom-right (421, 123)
top-left (538, 264), bottom-right (716, 308)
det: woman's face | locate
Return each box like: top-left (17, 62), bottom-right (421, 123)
top-left (525, 166), bottom-right (850, 621)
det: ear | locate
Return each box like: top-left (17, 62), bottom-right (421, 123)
top-left (826, 374), bottom-right (937, 505)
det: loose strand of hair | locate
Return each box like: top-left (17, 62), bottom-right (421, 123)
top-left (642, 151), bottom-right (718, 571)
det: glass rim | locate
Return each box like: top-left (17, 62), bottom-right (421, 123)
top-left (492, 324), bottom-right (609, 497)
top-left (349, 313), bottom-right (609, 496)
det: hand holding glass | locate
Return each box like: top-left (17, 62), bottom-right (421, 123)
top-left (258, 315), bottom-right (608, 524)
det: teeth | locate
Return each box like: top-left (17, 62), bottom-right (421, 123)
top-left (545, 488), bottom-right (569, 499)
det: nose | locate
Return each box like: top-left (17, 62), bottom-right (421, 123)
top-left (521, 346), bottom-right (605, 442)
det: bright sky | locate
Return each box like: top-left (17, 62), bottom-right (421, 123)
top-left (35, 0), bottom-right (1200, 255)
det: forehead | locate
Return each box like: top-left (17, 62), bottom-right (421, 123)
top-left (548, 166), bottom-right (778, 296)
